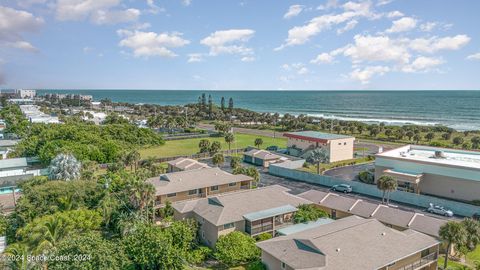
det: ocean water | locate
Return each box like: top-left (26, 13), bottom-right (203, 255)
top-left (37, 90), bottom-right (480, 131)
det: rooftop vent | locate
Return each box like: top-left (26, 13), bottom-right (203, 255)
top-left (336, 248), bottom-right (340, 252)
top-left (381, 232), bottom-right (386, 236)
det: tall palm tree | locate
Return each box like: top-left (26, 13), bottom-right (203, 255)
top-left (224, 133), bottom-right (235, 150)
top-left (5, 243), bottom-right (34, 270)
top-left (439, 221), bottom-right (467, 270)
top-left (254, 138), bottom-right (263, 148)
top-left (48, 153), bottom-right (81, 181)
top-left (307, 148), bottom-right (329, 174)
top-left (376, 175), bottom-right (397, 204)
top-left (212, 153), bottom-right (225, 167)
top-left (462, 218), bottom-right (480, 251)
top-left (130, 150), bottom-right (141, 172)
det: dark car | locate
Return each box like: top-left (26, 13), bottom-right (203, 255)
top-left (266, 145), bottom-right (278, 151)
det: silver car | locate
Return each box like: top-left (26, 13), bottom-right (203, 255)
top-left (427, 203), bottom-right (454, 217)
top-left (331, 184), bottom-right (353, 193)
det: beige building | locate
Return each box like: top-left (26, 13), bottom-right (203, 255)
top-left (257, 215), bottom-right (439, 270)
top-left (167, 157), bottom-right (210, 172)
top-left (375, 145), bottom-right (480, 202)
top-left (298, 190), bottom-right (446, 238)
top-left (243, 149), bottom-right (288, 168)
top-left (283, 131), bottom-right (355, 163)
top-left (172, 185), bottom-right (312, 247)
top-left (147, 167), bottom-right (253, 206)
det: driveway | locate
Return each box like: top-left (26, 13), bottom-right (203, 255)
top-left (323, 162), bottom-right (375, 181)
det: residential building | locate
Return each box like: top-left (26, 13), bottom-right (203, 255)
top-left (167, 158), bottom-right (210, 172)
top-left (0, 158), bottom-right (47, 187)
top-left (283, 131), bottom-right (355, 162)
top-left (0, 120), bottom-right (6, 131)
top-left (172, 185), bottom-right (312, 247)
top-left (375, 145), bottom-right (480, 201)
top-left (243, 149), bottom-right (288, 168)
top-left (0, 139), bottom-right (20, 159)
top-left (147, 167), bottom-right (253, 206)
top-left (257, 215), bottom-right (439, 270)
top-left (298, 190), bottom-right (447, 238)
top-left (19, 105), bottom-right (60, 124)
top-left (15, 89), bottom-right (36, 99)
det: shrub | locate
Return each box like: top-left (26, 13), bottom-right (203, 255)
top-left (358, 170), bottom-right (375, 184)
top-left (187, 246), bottom-right (212, 264)
top-left (255, 233), bottom-right (272, 242)
top-left (215, 231), bottom-right (260, 266)
top-left (294, 204), bottom-right (328, 223)
top-left (246, 260), bottom-right (267, 270)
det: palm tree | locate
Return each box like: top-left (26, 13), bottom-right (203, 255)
top-left (439, 221), bottom-right (467, 270)
top-left (462, 218), bottom-right (480, 251)
top-left (376, 175), bottom-right (397, 204)
top-left (130, 150), bottom-right (141, 172)
top-left (48, 153), bottom-right (81, 181)
top-left (4, 243), bottom-right (34, 270)
top-left (254, 138), bottom-right (263, 148)
top-left (224, 133), bottom-right (235, 150)
top-left (307, 148), bottom-right (329, 174)
top-left (212, 153), bottom-right (225, 167)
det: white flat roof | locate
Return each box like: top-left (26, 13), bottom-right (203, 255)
top-left (377, 145), bottom-right (480, 170)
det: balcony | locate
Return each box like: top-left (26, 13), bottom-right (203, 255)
top-left (395, 252), bottom-right (437, 270)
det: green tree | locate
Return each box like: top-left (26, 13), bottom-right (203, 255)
top-left (225, 133), bottom-right (235, 150)
top-left (199, 139), bottom-right (210, 153)
top-left (215, 231), bottom-right (260, 266)
top-left (209, 141), bottom-right (222, 156)
top-left (413, 134), bottom-right (422, 144)
top-left (376, 175), bottom-right (397, 204)
top-left (439, 221), bottom-right (467, 270)
top-left (230, 156), bottom-right (242, 169)
top-left (294, 204), bottom-right (328, 223)
top-left (442, 132), bottom-right (452, 140)
top-left (212, 153), bottom-right (225, 167)
top-left (254, 138), bottom-right (263, 148)
top-left (49, 232), bottom-right (129, 270)
top-left (307, 148), bottom-right (329, 174)
top-left (426, 132), bottom-right (435, 141)
top-left (228, 97), bottom-right (234, 113)
top-left (453, 136), bottom-right (465, 146)
top-left (221, 97), bottom-right (226, 111)
top-left (461, 218), bottom-right (480, 251)
top-left (48, 153), bottom-right (82, 181)
top-left (471, 136), bottom-right (480, 149)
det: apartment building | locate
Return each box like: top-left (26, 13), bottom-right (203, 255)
top-left (167, 158), bottom-right (210, 172)
top-left (147, 167), bottom-right (253, 206)
top-left (283, 131), bottom-right (355, 162)
top-left (257, 215), bottom-right (439, 270)
top-left (172, 185), bottom-right (312, 247)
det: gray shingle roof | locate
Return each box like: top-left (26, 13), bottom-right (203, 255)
top-left (244, 149), bottom-right (283, 160)
top-left (257, 216), bottom-right (439, 270)
top-left (147, 167), bottom-right (252, 195)
top-left (167, 158), bottom-right (210, 170)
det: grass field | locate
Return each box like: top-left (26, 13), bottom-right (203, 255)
top-left (139, 133), bottom-right (287, 159)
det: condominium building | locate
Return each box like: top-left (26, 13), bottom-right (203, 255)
top-left (167, 158), bottom-right (210, 172)
top-left (257, 215), bottom-right (439, 270)
top-left (147, 167), bottom-right (253, 206)
top-left (284, 131), bottom-right (355, 162)
top-left (172, 185), bottom-right (312, 247)
top-left (375, 145), bottom-right (480, 201)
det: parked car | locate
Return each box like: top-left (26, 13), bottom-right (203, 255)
top-left (331, 184), bottom-right (353, 193)
top-left (266, 145), bottom-right (278, 151)
top-left (427, 203), bottom-right (454, 217)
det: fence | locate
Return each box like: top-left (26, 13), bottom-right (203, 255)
top-left (151, 148), bottom-right (248, 163)
top-left (269, 161), bottom-right (480, 217)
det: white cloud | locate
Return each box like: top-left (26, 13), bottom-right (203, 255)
top-left (0, 6), bottom-right (44, 51)
top-left (466, 52), bottom-right (480, 61)
top-left (386, 11), bottom-right (404, 18)
top-left (187, 53), bottom-right (203, 62)
top-left (55, 0), bottom-right (139, 24)
top-left (276, 1), bottom-right (373, 49)
top-left (311, 52), bottom-right (334, 64)
top-left (386, 17), bottom-right (417, 33)
top-left (317, 0), bottom-right (338, 10)
top-left (118, 30), bottom-right (190, 58)
top-left (200, 29), bottom-right (255, 56)
top-left (343, 34), bottom-right (411, 64)
top-left (182, 0), bottom-right (191, 6)
top-left (350, 65), bottom-right (390, 84)
top-left (337, 20), bottom-right (358, 34)
top-left (420, 22), bottom-right (437, 32)
top-left (146, 0), bottom-right (165, 14)
top-left (241, 56), bottom-right (255, 62)
top-left (401, 56), bottom-right (443, 73)
top-left (284, 5), bottom-right (304, 19)
top-left (409, 35), bottom-right (471, 53)
top-left (376, 0), bottom-right (393, 6)
top-left (282, 63), bottom-right (309, 75)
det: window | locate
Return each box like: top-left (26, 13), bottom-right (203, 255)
top-left (338, 142), bottom-right (342, 145)
top-left (223, 222), bottom-right (235, 230)
top-left (344, 142), bottom-right (347, 145)
top-left (281, 262), bottom-right (286, 269)
top-left (167, 193), bottom-right (176, 198)
top-left (211, 185), bottom-right (219, 191)
top-left (228, 182), bottom-right (237, 187)
top-left (188, 189), bottom-right (198, 195)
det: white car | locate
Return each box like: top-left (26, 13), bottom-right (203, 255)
top-left (427, 203), bottom-right (454, 217)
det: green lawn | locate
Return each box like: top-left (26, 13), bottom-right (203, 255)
top-left (467, 246), bottom-right (480, 266)
top-left (299, 156), bottom-right (373, 174)
top-left (139, 133), bottom-right (287, 159)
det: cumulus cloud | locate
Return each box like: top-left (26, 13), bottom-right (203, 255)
top-left (420, 22), bottom-right (437, 32)
top-left (376, 0), bottom-right (394, 6)
top-left (386, 11), bottom-right (404, 18)
top-left (317, 0), bottom-right (338, 10)
top-left (276, 1), bottom-right (373, 49)
top-left (0, 6), bottom-right (44, 51)
top-left (311, 52), bottom-right (334, 64)
top-left (284, 5), bottom-right (304, 19)
top-left (241, 56), bottom-right (255, 62)
top-left (55, 0), bottom-right (140, 24)
top-left (187, 53), bottom-right (203, 63)
top-left (282, 63), bottom-right (309, 75)
top-left (386, 17), bottom-right (417, 33)
top-left (350, 65), bottom-right (390, 84)
top-left (409, 35), bottom-right (470, 53)
top-left (117, 30), bottom-right (190, 58)
top-left (343, 34), bottom-right (411, 64)
top-left (401, 56), bottom-right (443, 73)
top-left (200, 29), bottom-right (255, 56)
top-left (337, 20), bottom-right (358, 34)
top-left (466, 52), bottom-right (480, 61)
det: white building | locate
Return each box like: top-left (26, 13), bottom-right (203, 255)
top-left (20, 105), bottom-right (60, 124)
top-left (15, 89), bottom-right (36, 99)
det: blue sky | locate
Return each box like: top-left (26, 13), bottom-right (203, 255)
top-left (0, 0), bottom-right (479, 90)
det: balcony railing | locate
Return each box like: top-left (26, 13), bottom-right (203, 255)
top-left (250, 224), bottom-right (273, 235)
top-left (395, 252), bottom-right (437, 270)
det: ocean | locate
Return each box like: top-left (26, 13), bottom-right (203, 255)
top-left (37, 90), bottom-right (480, 131)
